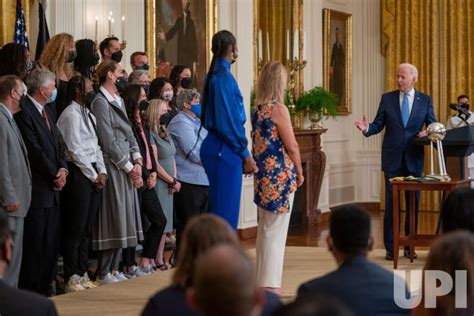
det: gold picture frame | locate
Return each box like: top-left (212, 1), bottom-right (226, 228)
top-left (323, 9), bottom-right (352, 115)
top-left (145, 0), bottom-right (217, 85)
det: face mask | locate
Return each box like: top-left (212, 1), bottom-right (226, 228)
top-left (91, 53), bottom-right (100, 66)
top-left (115, 76), bottom-right (128, 92)
top-left (48, 88), bottom-right (58, 103)
top-left (111, 51), bottom-right (123, 63)
top-left (142, 84), bottom-right (150, 96)
top-left (160, 112), bottom-right (173, 126)
top-left (85, 91), bottom-right (96, 106)
top-left (162, 90), bottom-right (174, 102)
top-left (139, 99), bottom-right (149, 112)
top-left (67, 50), bottom-right (78, 63)
top-left (231, 47), bottom-right (238, 64)
top-left (190, 103), bottom-right (201, 117)
top-left (460, 104), bottom-right (470, 111)
top-left (136, 64), bottom-right (150, 71)
top-left (181, 77), bottom-right (192, 89)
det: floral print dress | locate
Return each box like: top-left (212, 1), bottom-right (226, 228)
top-left (252, 101), bottom-right (297, 214)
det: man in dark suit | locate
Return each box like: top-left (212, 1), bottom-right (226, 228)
top-left (15, 68), bottom-right (68, 296)
top-left (0, 75), bottom-right (32, 288)
top-left (0, 210), bottom-right (57, 315)
top-left (158, 0), bottom-right (198, 68)
top-left (297, 205), bottom-right (410, 316)
top-left (355, 63), bottom-right (436, 260)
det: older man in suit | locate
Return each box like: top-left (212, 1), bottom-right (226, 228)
top-left (355, 63), bottom-right (436, 260)
top-left (0, 75), bottom-right (32, 288)
top-left (0, 210), bottom-right (57, 316)
top-left (15, 68), bottom-right (68, 296)
top-left (297, 205), bottom-right (410, 316)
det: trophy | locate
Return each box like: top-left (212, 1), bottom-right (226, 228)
top-left (426, 122), bottom-right (450, 181)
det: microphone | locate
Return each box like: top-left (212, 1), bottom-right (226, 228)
top-left (449, 103), bottom-right (460, 111)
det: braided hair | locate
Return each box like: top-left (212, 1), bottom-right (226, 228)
top-left (74, 39), bottom-right (99, 79)
top-left (66, 75), bottom-right (92, 132)
top-left (200, 30), bottom-right (236, 125)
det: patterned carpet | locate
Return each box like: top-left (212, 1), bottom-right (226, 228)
top-left (51, 247), bottom-right (428, 316)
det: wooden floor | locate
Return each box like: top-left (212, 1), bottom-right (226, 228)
top-left (51, 210), bottom-right (439, 316)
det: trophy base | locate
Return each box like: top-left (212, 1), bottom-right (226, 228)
top-left (427, 174), bottom-right (451, 182)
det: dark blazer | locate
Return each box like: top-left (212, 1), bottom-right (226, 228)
top-left (0, 280), bottom-right (57, 316)
top-left (297, 256), bottom-right (410, 316)
top-left (141, 285), bottom-right (282, 316)
top-left (365, 90), bottom-right (436, 175)
top-left (14, 96), bottom-right (67, 209)
top-left (133, 127), bottom-right (158, 181)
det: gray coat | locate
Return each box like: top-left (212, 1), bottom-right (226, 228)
top-left (0, 103), bottom-right (32, 217)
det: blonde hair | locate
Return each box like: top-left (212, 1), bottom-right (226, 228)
top-left (39, 33), bottom-right (75, 80)
top-left (145, 98), bottom-right (169, 137)
top-left (256, 61), bottom-right (288, 107)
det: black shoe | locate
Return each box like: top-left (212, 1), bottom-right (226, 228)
top-left (403, 249), bottom-right (417, 259)
top-left (385, 251), bottom-right (394, 261)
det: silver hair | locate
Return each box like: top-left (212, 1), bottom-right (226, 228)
top-left (398, 63), bottom-right (418, 79)
top-left (129, 70), bottom-right (149, 85)
top-left (176, 89), bottom-right (200, 110)
top-left (26, 68), bottom-right (55, 94)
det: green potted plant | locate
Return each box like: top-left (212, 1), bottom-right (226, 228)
top-left (296, 86), bottom-right (338, 129)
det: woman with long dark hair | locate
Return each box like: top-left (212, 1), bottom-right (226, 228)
top-left (74, 39), bottom-right (100, 80)
top-left (199, 30), bottom-right (258, 230)
top-left (0, 42), bottom-right (30, 80)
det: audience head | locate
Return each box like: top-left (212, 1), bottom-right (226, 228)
top-left (256, 61), bottom-right (288, 105)
top-left (417, 231), bottom-right (474, 315)
top-left (272, 295), bottom-right (353, 316)
top-left (74, 39), bottom-right (100, 78)
top-left (188, 244), bottom-right (263, 316)
top-left (170, 65), bottom-right (192, 91)
top-left (440, 188), bottom-right (474, 234)
top-left (122, 84), bottom-right (147, 129)
top-left (65, 75), bottom-right (95, 108)
top-left (99, 37), bottom-right (122, 63)
top-left (457, 94), bottom-right (470, 106)
top-left (128, 70), bottom-right (151, 95)
top-left (149, 77), bottom-right (173, 101)
top-left (0, 75), bottom-right (25, 113)
top-left (0, 42), bottom-right (30, 79)
top-left (327, 205), bottom-right (372, 262)
top-left (0, 210), bottom-right (11, 274)
top-left (26, 68), bottom-right (57, 106)
top-left (176, 89), bottom-right (200, 115)
top-left (171, 214), bottom-right (238, 288)
top-left (130, 51), bottom-right (149, 70)
top-left (202, 30), bottom-right (237, 123)
top-left (145, 98), bottom-right (172, 137)
top-left (39, 33), bottom-right (76, 80)
top-left (96, 61), bottom-right (127, 93)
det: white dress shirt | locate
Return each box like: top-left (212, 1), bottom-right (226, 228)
top-left (399, 88), bottom-right (415, 115)
top-left (57, 101), bottom-right (107, 182)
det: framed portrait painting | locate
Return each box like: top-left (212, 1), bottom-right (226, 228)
top-left (323, 9), bottom-right (352, 115)
top-left (146, 0), bottom-right (216, 89)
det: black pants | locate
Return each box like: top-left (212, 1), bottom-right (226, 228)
top-left (123, 188), bottom-right (167, 266)
top-left (174, 181), bottom-right (209, 259)
top-left (61, 164), bottom-right (101, 280)
top-left (19, 205), bottom-right (60, 296)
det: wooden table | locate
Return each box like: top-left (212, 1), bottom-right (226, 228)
top-left (391, 179), bottom-right (471, 268)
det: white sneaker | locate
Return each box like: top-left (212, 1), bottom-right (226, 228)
top-left (96, 273), bottom-right (119, 285)
top-left (139, 265), bottom-right (155, 274)
top-left (65, 274), bottom-right (87, 293)
top-left (126, 266), bottom-right (148, 278)
top-left (112, 272), bottom-right (129, 281)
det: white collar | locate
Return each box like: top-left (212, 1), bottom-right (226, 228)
top-left (400, 88), bottom-right (415, 98)
top-left (99, 86), bottom-right (122, 107)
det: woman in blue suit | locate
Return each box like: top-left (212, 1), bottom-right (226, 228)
top-left (200, 30), bottom-right (258, 230)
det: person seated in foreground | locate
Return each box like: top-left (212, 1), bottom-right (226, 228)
top-left (141, 214), bottom-right (281, 316)
top-left (270, 295), bottom-right (353, 316)
top-left (187, 244), bottom-right (265, 316)
top-left (439, 187), bottom-right (474, 234)
top-left (0, 210), bottom-right (58, 316)
top-left (297, 205), bottom-right (410, 316)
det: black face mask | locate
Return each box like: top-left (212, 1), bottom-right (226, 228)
top-left (85, 91), bottom-right (96, 106)
top-left (115, 76), bottom-right (128, 92)
top-left (460, 104), bottom-right (470, 111)
top-left (136, 64), bottom-right (150, 71)
top-left (67, 50), bottom-right (78, 63)
top-left (139, 99), bottom-right (150, 112)
top-left (142, 84), bottom-right (150, 96)
top-left (111, 51), bottom-right (123, 63)
top-left (181, 77), bottom-right (192, 89)
top-left (160, 112), bottom-right (174, 126)
top-left (91, 53), bottom-right (100, 66)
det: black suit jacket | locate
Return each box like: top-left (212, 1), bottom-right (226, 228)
top-left (297, 256), bottom-right (410, 316)
top-left (0, 280), bottom-right (57, 316)
top-left (14, 96), bottom-right (67, 209)
top-left (133, 127), bottom-right (158, 181)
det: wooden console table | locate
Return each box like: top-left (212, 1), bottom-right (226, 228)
top-left (391, 179), bottom-right (471, 269)
top-left (294, 129), bottom-right (327, 226)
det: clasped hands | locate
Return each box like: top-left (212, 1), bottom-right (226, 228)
top-left (54, 169), bottom-right (68, 191)
top-left (128, 163), bottom-right (143, 188)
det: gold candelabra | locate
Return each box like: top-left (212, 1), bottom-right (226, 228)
top-left (286, 57), bottom-right (307, 127)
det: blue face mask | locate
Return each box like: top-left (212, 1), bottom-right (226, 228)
top-left (48, 88), bottom-right (58, 103)
top-left (191, 103), bottom-right (201, 117)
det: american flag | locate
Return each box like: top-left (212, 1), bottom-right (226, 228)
top-left (13, 0), bottom-right (29, 49)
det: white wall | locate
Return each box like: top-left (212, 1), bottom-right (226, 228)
top-left (45, 0), bottom-right (384, 228)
